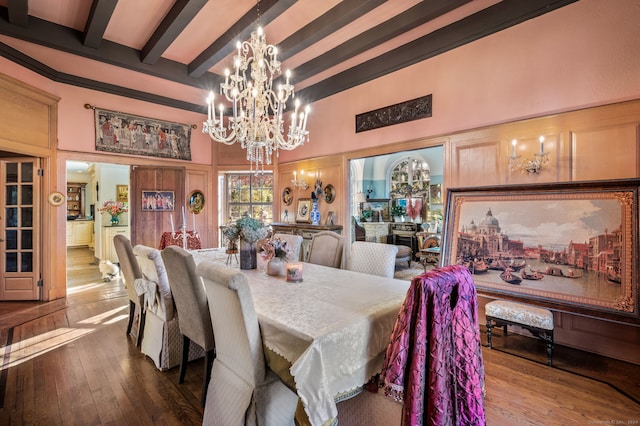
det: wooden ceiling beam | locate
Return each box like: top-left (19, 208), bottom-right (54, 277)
top-left (141, 0), bottom-right (208, 65)
top-left (83, 0), bottom-right (119, 49)
top-left (187, 0), bottom-right (297, 78)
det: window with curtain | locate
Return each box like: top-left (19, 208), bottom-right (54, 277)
top-left (225, 173), bottom-right (273, 224)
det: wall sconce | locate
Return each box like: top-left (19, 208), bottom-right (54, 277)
top-left (366, 184), bottom-right (374, 199)
top-left (292, 170), bottom-right (309, 190)
top-left (508, 136), bottom-right (550, 174)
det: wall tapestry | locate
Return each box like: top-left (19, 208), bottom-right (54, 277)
top-left (355, 94), bottom-right (432, 133)
top-left (93, 107), bottom-right (192, 160)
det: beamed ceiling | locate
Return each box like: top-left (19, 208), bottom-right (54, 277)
top-left (0, 0), bottom-right (576, 113)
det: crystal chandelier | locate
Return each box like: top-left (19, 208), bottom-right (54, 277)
top-left (203, 26), bottom-right (310, 172)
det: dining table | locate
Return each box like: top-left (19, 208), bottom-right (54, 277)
top-left (190, 248), bottom-right (410, 426)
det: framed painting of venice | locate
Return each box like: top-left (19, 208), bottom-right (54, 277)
top-left (440, 179), bottom-right (640, 324)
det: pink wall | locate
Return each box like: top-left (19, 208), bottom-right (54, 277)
top-left (279, 0), bottom-right (640, 162)
top-left (1, 0), bottom-right (638, 166)
top-left (0, 57), bottom-right (212, 165)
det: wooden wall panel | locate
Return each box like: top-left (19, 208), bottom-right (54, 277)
top-left (0, 74), bottom-right (59, 153)
top-left (186, 169), bottom-right (213, 247)
top-left (452, 140), bottom-right (502, 187)
top-left (571, 124), bottom-right (639, 181)
top-left (130, 166), bottom-right (185, 248)
top-left (277, 155), bottom-right (344, 228)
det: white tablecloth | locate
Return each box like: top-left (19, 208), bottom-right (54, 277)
top-left (191, 248), bottom-right (409, 426)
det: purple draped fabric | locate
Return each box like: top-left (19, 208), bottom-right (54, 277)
top-left (379, 265), bottom-right (485, 426)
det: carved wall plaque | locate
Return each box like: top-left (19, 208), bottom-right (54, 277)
top-left (355, 94), bottom-right (432, 133)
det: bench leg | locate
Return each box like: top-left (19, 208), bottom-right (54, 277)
top-left (486, 318), bottom-right (493, 348)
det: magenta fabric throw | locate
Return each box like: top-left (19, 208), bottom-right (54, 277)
top-left (379, 264), bottom-right (486, 426)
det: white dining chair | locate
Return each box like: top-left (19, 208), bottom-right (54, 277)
top-left (161, 245), bottom-right (216, 407)
top-left (307, 231), bottom-right (344, 268)
top-left (272, 233), bottom-right (303, 261)
top-left (113, 234), bottom-right (145, 347)
top-left (197, 261), bottom-right (298, 426)
top-left (349, 241), bottom-right (398, 278)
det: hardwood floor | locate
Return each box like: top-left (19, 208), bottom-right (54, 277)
top-left (0, 247), bottom-right (638, 425)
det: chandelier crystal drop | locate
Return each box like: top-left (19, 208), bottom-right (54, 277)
top-left (203, 26), bottom-right (310, 171)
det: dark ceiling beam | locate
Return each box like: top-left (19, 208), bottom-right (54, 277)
top-left (7, 0), bottom-right (28, 28)
top-left (292, 0), bottom-right (472, 83)
top-left (276, 0), bottom-right (387, 62)
top-left (83, 0), bottom-right (118, 49)
top-left (0, 6), bottom-right (222, 90)
top-left (187, 0), bottom-right (297, 78)
top-left (141, 0), bottom-right (207, 65)
top-left (0, 41), bottom-right (206, 113)
top-left (298, 0), bottom-right (578, 104)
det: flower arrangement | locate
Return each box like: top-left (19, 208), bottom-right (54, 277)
top-left (391, 205), bottom-right (406, 217)
top-left (99, 200), bottom-right (128, 217)
top-left (260, 237), bottom-right (291, 262)
top-left (223, 215), bottom-right (269, 243)
top-left (313, 178), bottom-right (323, 200)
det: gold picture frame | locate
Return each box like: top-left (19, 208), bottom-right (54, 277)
top-left (296, 198), bottom-right (312, 223)
top-left (116, 185), bottom-right (129, 202)
top-left (188, 190), bottom-right (205, 214)
top-left (441, 180), bottom-right (640, 324)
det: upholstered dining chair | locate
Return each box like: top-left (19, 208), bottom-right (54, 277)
top-left (272, 233), bottom-right (303, 262)
top-left (161, 245), bottom-right (216, 407)
top-left (133, 244), bottom-right (200, 371)
top-left (113, 234), bottom-right (145, 347)
top-left (349, 241), bottom-right (398, 278)
top-left (197, 261), bottom-right (298, 426)
top-left (307, 231), bottom-right (344, 268)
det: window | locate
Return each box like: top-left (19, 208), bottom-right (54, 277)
top-left (225, 173), bottom-right (273, 224)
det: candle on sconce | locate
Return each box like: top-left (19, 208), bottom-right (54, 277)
top-left (511, 139), bottom-right (517, 157)
top-left (170, 213), bottom-right (175, 233)
top-left (192, 213), bottom-right (196, 232)
top-left (286, 262), bottom-right (303, 283)
top-left (182, 206), bottom-right (186, 228)
top-left (539, 136), bottom-right (545, 154)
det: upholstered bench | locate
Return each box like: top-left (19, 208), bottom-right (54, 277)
top-left (485, 300), bottom-right (554, 365)
top-left (395, 245), bottom-right (412, 268)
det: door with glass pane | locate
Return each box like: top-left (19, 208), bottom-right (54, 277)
top-left (0, 158), bottom-right (40, 300)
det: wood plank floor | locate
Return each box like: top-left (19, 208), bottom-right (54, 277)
top-left (0, 247), bottom-right (639, 425)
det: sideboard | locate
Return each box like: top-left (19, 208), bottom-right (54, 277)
top-left (270, 222), bottom-right (343, 261)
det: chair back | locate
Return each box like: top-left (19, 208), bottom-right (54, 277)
top-left (352, 216), bottom-right (366, 242)
top-left (197, 261), bottom-right (265, 424)
top-left (113, 234), bottom-right (143, 305)
top-left (272, 233), bottom-right (303, 262)
top-left (350, 241), bottom-right (398, 278)
top-left (308, 231), bottom-right (344, 268)
top-left (161, 246), bottom-right (215, 352)
top-left (133, 244), bottom-right (175, 320)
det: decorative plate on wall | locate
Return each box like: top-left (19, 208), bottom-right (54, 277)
top-left (48, 191), bottom-right (65, 206)
top-left (187, 190), bottom-right (205, 214)
top-left (323, 184), bottom-right (335, 204)
top-left (282, 187), bottom-right (293, 205)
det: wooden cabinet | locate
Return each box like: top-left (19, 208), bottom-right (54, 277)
top-left (66, 182), bottom-right (86, 218)
top-left (66, 220), bottom-right (94, 247)
top-left (270, 223), bottom-right (342, 262)
top-left (102, 226), bottom-right (130, 263)
top-left (390, 222), bottom-right (420, 256)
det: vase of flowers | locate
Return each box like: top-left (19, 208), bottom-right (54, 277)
top-left (224, 215), bottom-right (269, 270)
top-left (100, 200), bottom-right (128, 226)
top-left (260, 237), bottom-right (291, 276)
top-left (391, 205), bottom-right (406, 222)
